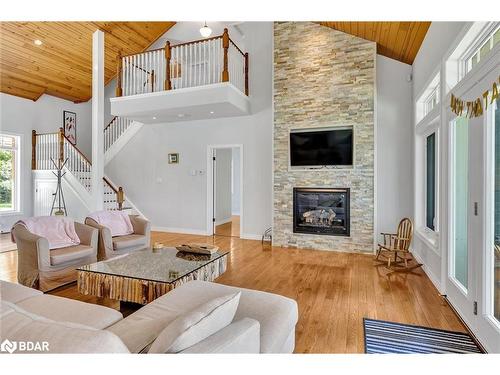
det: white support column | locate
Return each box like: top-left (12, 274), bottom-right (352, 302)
top-left (91, 30), bottom-right (105, 211)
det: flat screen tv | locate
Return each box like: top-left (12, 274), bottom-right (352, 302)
top-left (289, 127), bottom-right (353, 167)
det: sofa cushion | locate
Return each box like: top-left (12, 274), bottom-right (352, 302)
top-left (106, 317), bottom-right (171, 353)
top-left (0, 280), bottom-right (43, 304)
top-left (146, 281), bottom-right (298, 353)
top-left (112, 234), bottom-right (147, 251)
top-left (1, 301), bottom-right (129, 353)
top-left (16, 294), bottom-right (123, 329)
top-left (110, 281), bottom-right (298, 353)
top-left (50, 244), bottom-right (95, 266)
top-left (180, 318), bottom-right (261, 353)
top-left (148, 292), bottom-right (241, 353)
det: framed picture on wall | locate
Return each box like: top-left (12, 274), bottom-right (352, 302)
top-left (63, 110), bottom-right (76, 145)
top-left (168, 153), bottom-right (179, 164)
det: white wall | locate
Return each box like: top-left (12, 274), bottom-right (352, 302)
top-left (376, 55), bottom-right (413, 235)
top-left (0, 93), bottom-right (92, 231)
top-left (231, 147), bottom-right (241, 215)
top-left (105, 22), bottom-right (273, 238)
top-left (413, 22), bottom-right (466, 97)
top-left (215, 148), bottom-right (232, 224)
top-left (32, 171), bottom-right (91, 223)
top-left (411, 22), bottom-right (468, 290)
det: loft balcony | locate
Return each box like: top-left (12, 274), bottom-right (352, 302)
top-left (110, 29), bottom-right (250, 124)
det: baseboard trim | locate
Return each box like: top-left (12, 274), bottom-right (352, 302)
top-left (151, 226), bottom-right (209, 236)
top-left (412, 250), bottom-right (443, 293)
top-left (215, 217), bottom-right (232, 226)
top-left (240, 233), bottom-right (261, 241)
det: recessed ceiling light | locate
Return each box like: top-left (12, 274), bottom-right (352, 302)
top-left (152, 116), bottom-right (157, 120)
top-left (210, 111), bottom-right (214, 114)
top-left (34, 39), bottom-right (43, 46)
top-left (177, 114), bottom-right (185, 118)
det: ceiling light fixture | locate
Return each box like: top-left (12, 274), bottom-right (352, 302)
top-left (177, 114), bottom-right (185, 118)
top-left (199, 22), bottom-right (212, 38)
top-left (152, 116), bottom-right (157, 120)
top-left (34, 39), bottom-right (43, 46)
top-left (210, 111), bottom-right (214, 114)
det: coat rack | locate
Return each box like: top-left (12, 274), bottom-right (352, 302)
top-left (50, 157), bottom-right (69, 216)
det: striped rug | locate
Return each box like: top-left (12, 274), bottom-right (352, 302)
top-left (363, 318), bottom-right (483, 354)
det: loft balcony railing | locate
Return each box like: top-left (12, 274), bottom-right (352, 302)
top-left (115, 28), bottom-right (248, 98)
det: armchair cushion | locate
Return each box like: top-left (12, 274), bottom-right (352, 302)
top-left (87, 210), bottom-right (133, 237)
top-left (50, 244), bottom-right (96, 266)
top-left (112, 234), bottom-right (148, 251)
top-left (13, 216), bottom-right (80, 250)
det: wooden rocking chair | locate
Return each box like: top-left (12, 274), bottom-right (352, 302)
top-left (375, 218), bottom-right (421, 270)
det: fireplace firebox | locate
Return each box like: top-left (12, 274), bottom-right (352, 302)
top-left (293, 188), bottom-right (350, 236)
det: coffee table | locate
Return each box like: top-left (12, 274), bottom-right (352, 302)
top-left (77, 247), bottom-right (229, 304)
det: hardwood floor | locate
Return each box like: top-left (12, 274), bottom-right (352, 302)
top-left (215, 215), bottom-right (240, 237)
top-left (0, 231), bottom-right (466, 353)
top-left (0, 233), bottom-right (17, 253)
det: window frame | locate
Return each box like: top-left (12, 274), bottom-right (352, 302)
top-left (415, 71), bottom-right (441, 124)
top-left (425, 132), bottom-right (437, 231)
top-left (423, 84), bottom-right (440, 117)
top-left (415, 115), bottom-right (440, 252)
top-left (0, 132), bottom-right (22, 215)
top-left (461, 23), bottom-right (500, 78)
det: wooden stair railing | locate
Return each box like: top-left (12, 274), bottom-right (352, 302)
top-left (103, 176), bottom-right (125, 210)
top-left (32, 128), bottom-right (126, 210)
top-left (116, 28), bottom-right (248, 97)
top-left (104, 116), bottom-right (133, 152)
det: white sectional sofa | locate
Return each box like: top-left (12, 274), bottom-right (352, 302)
top-left (0, 280), bottom-right (298, 354)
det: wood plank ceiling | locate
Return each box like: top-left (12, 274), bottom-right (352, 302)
top-left (319, 22), bottom-right (431, 65)
top-left (0, 22), bottom-right (175, 102)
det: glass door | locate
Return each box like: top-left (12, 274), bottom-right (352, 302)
top-left (478, 97), bottom-right (500, 352)
top-left (452, 117), bottom-right (469, 290)
top-left (446, 114), bottom-right (478, 330)
top-left (493, 98), bottom-right (500, 326)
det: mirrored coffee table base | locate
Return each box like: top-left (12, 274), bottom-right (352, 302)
top-left (77, 247), bottom-right (228, 305)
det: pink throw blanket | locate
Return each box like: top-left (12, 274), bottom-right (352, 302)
top-left (13, 216), bottom-right (80, 250)
top-left (87, 210), bottom-right (133, 237)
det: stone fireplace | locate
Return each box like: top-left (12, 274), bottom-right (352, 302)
top-left (293, 188), bottom-right (350, 236)
top-left (273, 22), bottom-right (375, 253)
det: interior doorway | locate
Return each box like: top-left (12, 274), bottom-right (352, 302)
top-left (207, 145), bottom-right (242, 238)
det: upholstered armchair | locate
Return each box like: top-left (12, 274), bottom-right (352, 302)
top-left (12, 222), bottom-right (98, 292)
top-left (85, 215), bottom-right (151, 260)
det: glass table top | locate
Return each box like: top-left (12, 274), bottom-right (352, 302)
top-left (77, 247), bottom-right (229, 284)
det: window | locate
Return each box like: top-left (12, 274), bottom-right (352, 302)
top-left (0, 134), bottom-right (20, 212)
top-left (465, 24), bottom-right (500, 74)
top-left (416, 73), bottom-right (440, 123)
top-left (424, 85), bottom-right (440, 117)
top-left (426, 133), bottom-right (436, 231)
top-left (446, 22), bottom-right (499, 92)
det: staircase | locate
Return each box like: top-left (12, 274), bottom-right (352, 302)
top-left (32, 118), bottom-right (137, 212)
